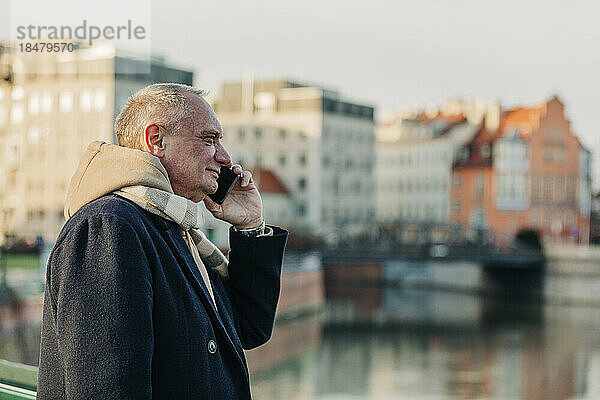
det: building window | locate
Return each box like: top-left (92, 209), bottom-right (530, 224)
top-left (566, 212), bottom-right (575, 227)
top-left (297, 205), bottom-right (306, 217)
top-left (299, 154), bottom-right (307, 166)
top-left (555, 147), bottom-right (565, 162)
top-left (453, 174), bottom-right (461, 187)
top-left (543, 212), bottom-right (551, 229)
top-left (29, 92), bottom-right (40, 115)
top-left (532, 175), bottom-right (540, 200)
top-left (475, 172), bottom-right (484, 199)
top-left (544, 147), bottom-right (553, 161)
top-left (11, 86), bottom-right (24, 100)
top-left (10, 104), bottom-right (24, 124)
top-left (255, 128), bottom-right (262, 140)
top-left (238, 128), bottom-right (245, 140)
top-left (481, 145), bottom-right (491, 159)
top-left (453, 200), bottom-right (461, 214)
top-left (567, 177), bottom-right (576, 201)
top-left (27, 126), bottom-right (40, 144)
top-left (556, 177), bottom-right (565, 201)
top-left (298, 178), bottom-right (306, 191)
top-left (41, 92), bottom-right (53, 114)
top-left (279, 130), bottom-right (286, 140)
top-left (544, 176), bottom-right (553, 200)
top-left (60, 91), bottom-right (73, 112)
top-left (80, 90), bottom-right (92, 113)
top-left (531, 210), bottom-right (539, 227)
top-left (279, 154), bottom-right (286, 166)
top-left (460, 148), bottom-right (469, 161)
top-left (549, 128), bottom-right (562, 140)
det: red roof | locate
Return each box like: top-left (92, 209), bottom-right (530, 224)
top-left (454, 98), bottom-right (555, 168)
top-left (417, 112), bottom-right (466, 124)
top-left (498, 104), bottom-right (546, 136)
top-left (253, 169), bottom-right (289, 195)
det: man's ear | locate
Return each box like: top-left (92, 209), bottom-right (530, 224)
top-left (143, 124), bottom-right (166, 158)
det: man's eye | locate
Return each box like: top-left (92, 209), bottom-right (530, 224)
top-left (202, 136), bottom-right (216, 145)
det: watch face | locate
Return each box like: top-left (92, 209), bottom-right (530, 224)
top-left (235, 222), bottom-right (266, 237)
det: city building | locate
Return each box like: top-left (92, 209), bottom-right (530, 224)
top-left (376, 107), bottom-right (484, 225)
top-left (0, 42), bottom-right (193, 244)
top-left (211, 78), bottom-right (376, 238)
top-left (451, 96), bottom-right (592, 245)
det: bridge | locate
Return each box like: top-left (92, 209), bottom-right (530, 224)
top-left (315, 243), bottom-right (545, 270)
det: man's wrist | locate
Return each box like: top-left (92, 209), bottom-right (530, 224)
top-left (233, 218), bottom-right (264, 231)
top-left (232, 220), bottom-right (267, 237)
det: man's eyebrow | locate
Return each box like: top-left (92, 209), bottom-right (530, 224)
top-left (200, 130), bottom-right (223, 138)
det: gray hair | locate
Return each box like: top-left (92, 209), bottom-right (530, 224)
top-left (114, 83), bottom-right (208, 150)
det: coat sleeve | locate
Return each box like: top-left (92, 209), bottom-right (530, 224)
top-left (223, 226), bottom-right (288, 350)
top-left (38, 214), bottom-right (154, 399)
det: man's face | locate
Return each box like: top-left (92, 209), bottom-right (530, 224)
top-left (160, 94), bottom-right (232, 202)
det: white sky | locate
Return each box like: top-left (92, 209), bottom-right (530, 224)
top-left (3, 0), bottom-right (600, 186)
top-left (151, 0), bottom-right (600, 185)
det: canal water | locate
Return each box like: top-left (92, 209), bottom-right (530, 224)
top-left (1, 260), bottom-right (600, 399)
top-left (250, 260), bottom-right (600, 400)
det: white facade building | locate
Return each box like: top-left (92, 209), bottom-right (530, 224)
top-left (0, 43), bottom-right (193, 244)
top-left (376, 114), bottom-right (481, 224)
top-left (212, 79), bottom-right (376, 238)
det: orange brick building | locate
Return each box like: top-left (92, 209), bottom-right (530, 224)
top-left (451, 96), bottom-right (591, 245)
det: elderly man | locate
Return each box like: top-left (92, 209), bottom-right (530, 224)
top-left (37, 83), bottom-right (288, 399)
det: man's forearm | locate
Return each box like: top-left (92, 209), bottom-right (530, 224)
top-left (224, 226), bottom-right (288, 349)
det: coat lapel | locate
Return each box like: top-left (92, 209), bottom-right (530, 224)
top-left (164, 228), bottom-right (223, 322)
top-left (161, 227), bottom-right (249, 375)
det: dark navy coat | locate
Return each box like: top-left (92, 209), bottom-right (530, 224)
top-left (37, 195), bottom-right (287, 399)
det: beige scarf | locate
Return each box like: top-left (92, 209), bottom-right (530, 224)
top-left (63, 141), bottom-right (228, 306)
top-left (115, 186), bottom-right (229, 282)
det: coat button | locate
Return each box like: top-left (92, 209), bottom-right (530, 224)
top-left (207, 340), bottom-right (217, 354)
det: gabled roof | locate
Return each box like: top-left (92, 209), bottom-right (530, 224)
top-left (253, 168), bottom-right (290, 195)
top-left (461, 99), bottom-right (553, 147)
top-left (498, 104), bottom-right (547, 137)
top-left (453, 100), bottom-right (550, 168)
top-left (416, 112), bottom-right (466, 124)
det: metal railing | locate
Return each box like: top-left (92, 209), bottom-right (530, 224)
top-left (0, 360), bottom-right (37, 399)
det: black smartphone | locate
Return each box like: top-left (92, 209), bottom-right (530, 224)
top-left (208, 166), bottom-right (240, 204)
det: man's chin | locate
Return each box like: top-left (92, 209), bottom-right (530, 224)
top-left (200, 185), bottom-right (219, 199)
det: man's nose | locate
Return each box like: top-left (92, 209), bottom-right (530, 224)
top-left (215, 142), bottom-right (232, 166)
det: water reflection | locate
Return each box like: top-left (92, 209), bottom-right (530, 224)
top-left (1, 262), bottom-right (600, 399)
top-left (249, 262), bottom-right (600, 400)
top-left (0, 289), bottom-right (42, 366)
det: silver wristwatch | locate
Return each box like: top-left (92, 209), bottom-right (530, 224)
top-left (232, 220), bottom-right (266, 237)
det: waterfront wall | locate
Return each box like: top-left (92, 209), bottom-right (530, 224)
top-left (545, 244), bottom-right (600, 275)
top-left (246, 266), bottom-right (325, 375)
top-left (277, 269), bottom-right (324, 318)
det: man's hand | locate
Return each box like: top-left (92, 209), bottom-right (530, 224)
top-left (203, 164), bottom-right (263, 229)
